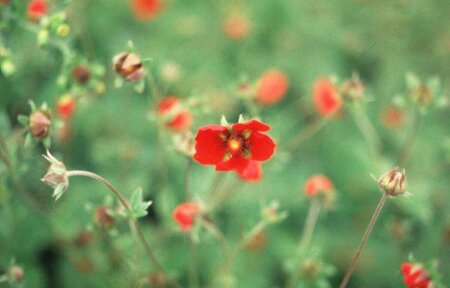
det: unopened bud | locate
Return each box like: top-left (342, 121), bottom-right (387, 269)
top-left (8, 265), bottom-right (24, 284)
top-left (56, 23), bottom-right (70, 37)
top-left (377, 167), bottom-right (407, 196)
top-left (113, 52), bottom-right (144, 81)
top-left (72, 65), bottom-right (90, 84)
top-left (340, 77), bottom-right (365, 102)
top-left (41, 150), bottom-right (69, 200)
top-left (94, 206), bottom-right (115, 228)
top-left (29, 109), bottom-right (52, 139)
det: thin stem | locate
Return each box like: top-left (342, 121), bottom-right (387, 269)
top-left (184, 158), bottom-right (193, 200)
top-left (285, 117), bottom-right (330, 151)
top-left (298, 199), bottom-right (321, 251)
top-left (397, 110), bottom-right (421, 167)
top-left (200, 218), bottom-right (230, 257)
top-left (189, 236), bottom-right (199, 288)
top-left (339, 193), bottom-right (388, 288)
top-left (65, 170), bottom-right (180, 287)
top-left (129, 219), bottom-right (141, 280)
top-left (146, 71), bottom-right (161, 104)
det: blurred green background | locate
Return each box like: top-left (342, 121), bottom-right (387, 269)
top-left (1, 0), bottom-right (450, 287)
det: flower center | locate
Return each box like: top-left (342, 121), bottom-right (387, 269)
top-left (227, 137), bottom-right (243, 154)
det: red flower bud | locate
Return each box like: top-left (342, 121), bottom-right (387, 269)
top-left (256, 69), bottom-right (289, 106)
top-left (313, 77), bottom-right (342, 117)
top-left (29, 109), bottom-right (52, 139)
top-left (56, 95), bottom-right (76, 120)
top-left (72, 65), bottom-right (91, 84)
top-left (113, 52), bottom-right (144, 81)
top-left (380, 106), bottom-right (406, 130)
top-left (377, 167), bottom-right (407, 196)
top-left (172, 203), bottom-right (200, 231)
top-left (304, 175), bottom-right (334, 197)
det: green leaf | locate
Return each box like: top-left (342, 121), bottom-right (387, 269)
top-left (17, 115), bottom-right (29, 126)
top-left (129, 187), bottom-right (152, 219)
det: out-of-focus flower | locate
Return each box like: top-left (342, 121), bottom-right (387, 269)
top-left (160, 61), bottom-right (182, 83)
top-left (29, 109), bottom-right (52, 140)
top-left (27, 0), bottom-right (47, 22)
top-left (41, 150), bottom-right (69, 200)
top-left (377, 167), bottom-right (407, 197)
top-left (222, 13), bottom-right (250, 40)
top-left (340, 76), bottom-right (365, 102)
top-left (401, 262), bottom-right (432, 288)
top-left (380, 106), bottom-right (406, 129)
top-left (173, 202), bottom-right (200, 231)
top-left (313, 77), bottom-right (342, 116)
top-left (72, 65), bottom-right (90, 85)
top-left (193, 118), bottom-right (276, 172)
top-left (94, 206), bottom-right (115, 228)
top-left (173, 132), bottom-right (195, 157)
top-left (157, 96), bottom-right (193, 132)
top-left (74, 230), bottom-right (93, 247)
top-left (256, 69), bottom-right (289, 106)
top-left (57, 94), bottom-right (76, 120)
top-left (8, 265), bottom-right (24, 284)
top-left (0, 0), bottom-right (9, 4)
top-left (304, 175), bottom-right (334, 197)
top-left (236, 160), bottom-right (262, 182)
top-left (113, 52), bottom-right (144, 81)
top-left (130, 0), bottom-right (164, 21)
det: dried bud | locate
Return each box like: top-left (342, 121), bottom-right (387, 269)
top-left (41, 150), bottom-right (69, 200)
top-left (340, 77), bottom-right (365, 102)
top-left (29, 109), bottom-right (52, 139)
top-left (262, 201), bottom-right (287, 224)
top-left (173, 132), bottom-right (195, 157)
top-left (94, 206), bottom-right (115, 228)
top-left (411, 84), bottom-right (432, 106)
top-left (8, 265), bottom-right (24, 284)
top-left (377, 167), bottom-right (407, 196)
top-left (74, 230), bottom-right (93, 247)
top-left (72, 65), bottom-right (90, 84)
top-left (145, 272), bottom-right (167, 288)
top-left (113, 52), bottom-right (144, 81)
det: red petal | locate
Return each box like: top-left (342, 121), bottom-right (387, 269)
top-left (247, 131), bottom-right (276, 161)
top-left (232, 119), bottom-right (271, 133)
top-left (193, 125), bottom-right (227, 165)
top-left (401, 263), bottom-right (413, 275)
top-left (236, 161), bottom-right (262, 182)
top-left (216, 154), bottom-right (250, 171)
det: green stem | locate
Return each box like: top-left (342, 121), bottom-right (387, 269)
top-left (339, 192), bottom-right (388, 288)
top-left (184, 158), bottom-right (193, 200)
top-left (189, 236), bottom-right (199, 288)
top-left (298, 199), bottom-right (321, 251)
top-left (285, 117), bottom-right (331, 151)
top-left (397, 110), bottom-right (421, 167)
top-left (66, 170), bottom-right (181, 288)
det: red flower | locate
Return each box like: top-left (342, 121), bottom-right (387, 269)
top-left (256, 69), bottom-right (289, 106)
top-left (401, 263), bottom-right (432, 288)
top-left (130, 0), bottom-right (163, 21)
top-left (0, 0), bottom-right (9, 4)
top-left (222, 14), bottom-right (250, 40)
top-left (313, 77), bottom-right (342, 116)
top-left (304, 175), bottom-right (334, 197)
top-left (193, 119), bottom-right (276, 172)
top-left (27, 0), bottom-right (47, 22)
top-left (173, 203), bottom-right (200, 231)
top-left (157, 96), bottom-right (193, 132)
top-left (56, 95), bottom-right (76, 120)
top-left (236, 160), bottom-right (262, 182)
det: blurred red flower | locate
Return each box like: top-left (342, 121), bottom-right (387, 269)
top-left (27, 0), bottom-right (47, 22)
top-left (57, 95), bottom-right (76, 120)
top-left (157, 96), bottom-right (193, 132)
top-left (380, 106), bottom-right (406, 129)
top-left (173, 203), bottom-right (200, 231)
top-left (304, 175), bottom-right (334, 197)
top-left (236, 160), bottom-right (262, 182)
top-left (313, 77), bottom-right (342, 116)
top-left (193, 119), bottom-right (276, 172)
top-left (130, 0), bottom-right (163, 21)
top-left (222, 14), bottom-right (250, 40)
top-left (256, 69), bottom-right (289, 106)
top-left (401, 262), bottom-right (432, 288)
top-left (0, 0), bottom-right (9, 4)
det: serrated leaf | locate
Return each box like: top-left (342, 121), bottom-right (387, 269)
top-left (129, 187), bottom-right (152, 219)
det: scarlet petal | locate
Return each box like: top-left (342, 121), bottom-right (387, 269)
top-left (232, 119), bottom-right (271, 133)
top-left (401, 263), bottom-right (413, 275)
top-left (247, 132), bottom-right (276, 161)
top-left (216, 155), bottom-right (250, 171)
top-left (193, 125), bottom-right (227, 165)
top-left (236, 161), bottom-right (262, 182)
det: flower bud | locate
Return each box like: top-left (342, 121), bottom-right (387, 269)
top-left (8, 265), bottom-right (24, 284)
top-left (29, 109), bottom-right (52, 139)
top-left (340, 77), bottom-right (365, 102)
top-left (377, 167), bottom-right (407, 196)
top-left (94, 206), bottom-right (115, 228)
top-left (411, 84), bottom-right (432, 106)
top-left (172, 202), bottom-right (200, 231)
top-left (56, 23), bottom-right (70, 37)
top-left (56, 94), bottom-right (76, 120)
top-left (1, 58), bottom-right (15, 76)
top-left (27, 0), bottom-right (47, 22)
top-left (157, 96), bottom-right (193, 132)
top-left (41, 150), bottom-right (69, 200)
top-left (72, 65), bottom-right (90, 84)
top-left (256, 69), bottom-right (289, 106)
top-left (222, 13), bottom-right (250, 40)
top-left (113, 52), bottom-right (144, 81)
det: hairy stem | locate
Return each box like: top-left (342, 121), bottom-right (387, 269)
top-left (298, 199), bottom-right (321, 251)
top-left (339, 192), bottom-right (388, 288)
